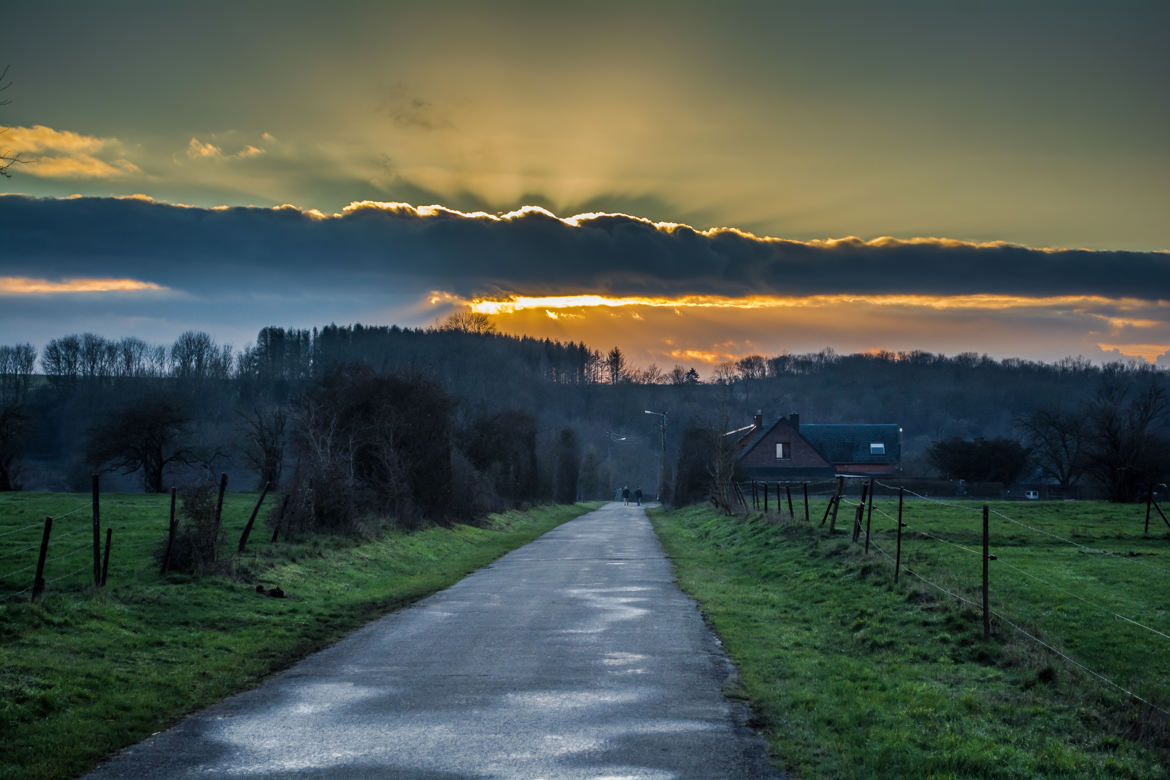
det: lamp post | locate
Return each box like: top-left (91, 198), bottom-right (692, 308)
top-left (605, 431), bottom-right (627, 499)
top-left (644, 409), bottom-right (667, 502)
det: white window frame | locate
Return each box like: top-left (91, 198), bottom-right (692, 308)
top-left (776, 441), bottom-right (791, 460)
top-left (870, 442), bottom-right (886, 455)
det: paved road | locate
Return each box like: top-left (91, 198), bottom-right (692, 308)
top-left (87, 503), bottom-right (779, 778)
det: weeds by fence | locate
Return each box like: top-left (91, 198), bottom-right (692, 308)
top-left (739, 476), bottom-right (1170, 719)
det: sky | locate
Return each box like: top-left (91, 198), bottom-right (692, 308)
top-left (2, 0), bottom-right (1169, 372)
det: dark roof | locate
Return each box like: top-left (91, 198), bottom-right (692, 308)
top-left (800, 424), bottom-right (901, 465)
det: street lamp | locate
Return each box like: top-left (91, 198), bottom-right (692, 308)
top-left (605, 431), bottom-right (627, 499)
top-left (644, 409), bottom-right (667, 502)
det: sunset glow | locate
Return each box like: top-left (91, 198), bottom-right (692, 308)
top-left (2, 2), bottom-right (1168, 369)
top-left (466, 293), bottom-right (1164, 316)
top-left (0, 277), bottom-right (165, 295)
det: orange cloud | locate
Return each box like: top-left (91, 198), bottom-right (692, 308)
top-left (466, 292), bottom-right (1162, 315)
top-left (186, 137), bottom-right (267, 161)
top-left (0, 277), bottom-right (165, 294)
top-left (1096, 344), bottom-right (1170, 363)
top-left (1, 125), bottom-right (140, 178)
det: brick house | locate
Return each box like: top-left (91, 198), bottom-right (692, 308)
top-left (734, 412), bottom-right (901, 481)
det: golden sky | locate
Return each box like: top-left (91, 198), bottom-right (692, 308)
top-left (2, 2), bottom-right (1168, 369)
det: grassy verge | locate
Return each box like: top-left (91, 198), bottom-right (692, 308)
top-left (651, 501), bottom-right (1169, 778)
top-left (0, 494), bottom-right (599, 780)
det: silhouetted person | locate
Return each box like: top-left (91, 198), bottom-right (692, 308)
top-left (622, 485), bottom-right (630, 505)
top-left (635, 488), bottom-right (642, 506)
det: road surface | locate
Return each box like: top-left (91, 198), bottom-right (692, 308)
top-left (87, 502), bottom-right (779, 778)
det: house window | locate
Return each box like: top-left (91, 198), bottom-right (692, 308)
top-left (870, 442), bottom-right (886, 455)
top-left (776, 442), bottom-right (791, 460)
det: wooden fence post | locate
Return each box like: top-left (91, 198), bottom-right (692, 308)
top-left (982, 504), bottom-right (990, 639)
top-left (803, 482), bottom-right (809, 522)
top-left (161, 487), bottom-right (177, 575)
top-left (1153, 498), bottom-right (1170, 531)
top-left (238, 482), bottom-right (271, 553)
top-left (271, 493), bottom-right (291, 543)
top-left (786, 485), bottom-right (795, 520)
top-left (32, 516), bottom-right (52, 600)
top-left (762, 481), bottom-right (769, 513)
top-left (894, 488), bottom-right (904, 583)
top-left (852, 481), bottom-right (869, 542)
top-left (213, 472), bottom-right (228, 536)
top-left (828, 476), bottom-right (844, 532)
top-left (865, 478), bottom-right (875, 554)
top-left (101, 528), bottom-right (112, 587)
top-left (1146, 482), bottom-right (1154, 535)
top-left (91, 474), bottom-right (101, 587)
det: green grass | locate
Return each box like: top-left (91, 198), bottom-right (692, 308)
top-left (0, 493), bottom-right (599, 780)
top-left (651, 498), bottom-right (1170, 778)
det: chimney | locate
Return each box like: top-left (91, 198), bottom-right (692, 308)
top-left (753, 410), bottom-right (763, 430)
top-left (790, 412), bottom-right (800, 430)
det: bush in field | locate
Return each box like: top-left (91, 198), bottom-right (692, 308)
top-left (156, 481), bottom-right (223, 574)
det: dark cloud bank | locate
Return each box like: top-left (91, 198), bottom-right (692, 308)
top-left (2, 195), bottom-right (1167, 301)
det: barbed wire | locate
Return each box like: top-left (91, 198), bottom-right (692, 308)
top-left (0, 521), bottom-right (47, 539)
top-left (51, 503), bottom-right (92, 521)
top-left (873, 480), bottom-right (983, 512)
top-left (864, 528), bottom-right (1168, 714)
top-left (0, 541), bottom-right (42, 560)
top-left (991, 608), bottom-right (1169, 717)
top-left (992, 557), bottom-right (1170, 642)
top-left (857, 499), bottom-right (1170, 715)
top-left (43, 563), bottom-right (92, 585)
top-left (989, 508), bottom-right (1170, 576)
top-left (867, 496), bottom-right (1170, 639)
top-left (48, 545), bottom-right (93, 565)
top-left (0, 561), bottom-right (37, 580)
top-left (0, 584), bottom-right (33, 603)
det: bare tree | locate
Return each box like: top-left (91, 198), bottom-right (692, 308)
top-left (1017, 408), bottom-right (1087, 488)
top-left (1, 65), bottom-right (28, 178)
top-left (1084, 372), bottom-right (1170, 502)
top-left (87, 394), bottom-right (195, 493)
top-left (240, 405), bottom-right (287, 489)
top-left (439, 311), bottom-right (497, 335)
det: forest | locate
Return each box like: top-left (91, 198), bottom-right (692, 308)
top-left (2, 319), bottom-right (1168, 527)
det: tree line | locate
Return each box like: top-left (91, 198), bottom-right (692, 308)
top-left (2, 324), bottom-right (1168, 519)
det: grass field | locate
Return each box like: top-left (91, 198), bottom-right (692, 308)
top-left (651, 495), bottom-right (1170, 778)
top-left (0, 492), bottom-right (597, 780)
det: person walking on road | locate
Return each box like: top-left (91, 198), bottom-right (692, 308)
top-left (622, 486), bottom-right (630, 505)
top-left (634, 488), bottom-right (642, 506)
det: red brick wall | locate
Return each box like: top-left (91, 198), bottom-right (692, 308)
top-left (740, 420), bottom-right (830, 469)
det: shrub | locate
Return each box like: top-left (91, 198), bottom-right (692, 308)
top-left (156, 481), bottom-right (223, 574)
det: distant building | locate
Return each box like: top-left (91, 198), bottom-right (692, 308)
top-left (733, 412), bottom-right (901, 481)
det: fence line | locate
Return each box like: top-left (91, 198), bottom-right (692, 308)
top-left (865, 527), bottom-right (1168, 714)
top-left (43, 563), bottom-right (93, 586)
top-left (991, 608), bottom-right (1169, 717)
top-left (989, 507), bottom-right (1170, 576)
top-left (0, 521), bottom-right (46, 539)
top-left (0, 540), bottom-right (43, 560)
top-left (0, 584), bottom-right (33, 603)
top-left (991, 557), bottom-right (1170, 643)
top-left (873, 480), bottom-right (982, 512)
top-left (1, 561), bottom-right (37, 580)
top-left (49, 503), bottom-right (91, 521)
top-left (867, 490), bottom-right (1170, 639)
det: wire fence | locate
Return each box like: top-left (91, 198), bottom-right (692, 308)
top-left (742, 475), bottom-right (1170, 717)
top-left (1, 476), bottom-right (275, 604)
